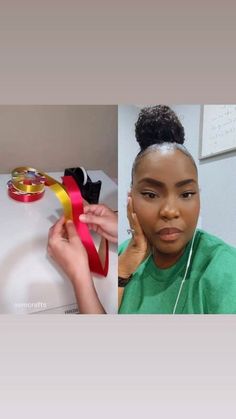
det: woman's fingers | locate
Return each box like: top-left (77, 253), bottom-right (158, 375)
top-left (127, 196), bottom-right (144, 238)
top-left (79, 213), bottom-right (101, 226)
top-left (65, 219), bottom-right (79, 242)
top-left (49, 216), bottom-right (65, 240)
top-left (131, 212), bottom-right (144, 237)
top-left (127, 196), bottom-right (135, 230)
top-left (83, 204), bottom-right (105, 217)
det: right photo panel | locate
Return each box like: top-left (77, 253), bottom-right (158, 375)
top-left (118, 104), bottom-right (236, 314)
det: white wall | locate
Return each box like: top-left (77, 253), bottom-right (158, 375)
top-left (0, 105), bottom-right (117, 179)
top-left (118, 104), bottom-right (236, 247)
top-left (118, 105), bottom-right (140, 243)
top-left (173, 105), bottom-right (236, 247)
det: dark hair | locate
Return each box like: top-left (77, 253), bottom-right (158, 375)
top-left (131, 106), bottom-right (197, 183)
top-left (135, 105), bottom-right (185, 150)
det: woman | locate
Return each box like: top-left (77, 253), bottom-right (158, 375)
top-left (118, 106), bottom-right (236, 314)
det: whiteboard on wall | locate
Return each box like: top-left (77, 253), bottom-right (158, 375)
top-left (199, 105), bottom-right (236, 159)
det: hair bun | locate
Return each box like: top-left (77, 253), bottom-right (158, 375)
top-left (135, 105), bottom-right (185, 151)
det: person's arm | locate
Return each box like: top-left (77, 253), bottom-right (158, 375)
top-left (73, 277), bottom-right (106, 314)
top-left (47, 216), bottom-right (106, 314)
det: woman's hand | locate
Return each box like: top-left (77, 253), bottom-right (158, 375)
top-left (48, 217), bottom-right (106, 314)
top-left (118, 195), bottom-right (150, 279)
top-left (79, 204), bottom-right (118, 243)
top-left (47, 216), bottom-right (91, 286)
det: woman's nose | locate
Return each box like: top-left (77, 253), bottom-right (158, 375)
top-left (159, 199), bottom-right (180, 220)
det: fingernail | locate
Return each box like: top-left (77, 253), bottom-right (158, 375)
top-left (79, 214), bottom-right (86, 222)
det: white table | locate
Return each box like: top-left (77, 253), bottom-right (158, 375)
top-left (0, 171), bottom-right (117, 314)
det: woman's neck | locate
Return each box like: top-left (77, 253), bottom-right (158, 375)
top-left (153, 248), bottom-right (185, 269)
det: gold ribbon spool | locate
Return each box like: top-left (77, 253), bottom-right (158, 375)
top-left (11, 167), bottom-right (72, 220)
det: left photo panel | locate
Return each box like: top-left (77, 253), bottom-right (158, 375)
top-left (0, 105), bottom-right (118, 314)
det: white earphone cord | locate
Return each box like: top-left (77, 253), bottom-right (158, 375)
top-left (172, 230), bottom-right (196, 314)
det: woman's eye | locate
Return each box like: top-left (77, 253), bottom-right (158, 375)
top-left (181, 191), bottom-right (196, 199)
top-left (141, 191), bottom-right (158, 199)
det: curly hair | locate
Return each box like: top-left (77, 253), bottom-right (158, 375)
top-left (135, 105), bottom-right (185, 150)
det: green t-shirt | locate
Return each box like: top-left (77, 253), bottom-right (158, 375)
top-left (118, 230), bottom-right (236, 314)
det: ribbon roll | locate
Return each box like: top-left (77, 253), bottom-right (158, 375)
top-left (8, 167), bottom-right (72, 220)
top-left (7, 167), bottom-right (108, 277)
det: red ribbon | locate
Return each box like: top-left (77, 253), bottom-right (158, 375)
top-left (62, 176), bottom-right (109, 277)
top-left (7, 181), bottom-right (45, 202)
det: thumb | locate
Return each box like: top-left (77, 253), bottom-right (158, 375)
top-left (79, 213), bottom-right (102, 227)
top-left (65, 220), bottom-right (78, 241)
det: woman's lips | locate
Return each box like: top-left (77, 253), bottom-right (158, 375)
top-left (157, 228), bottom-right (182, 242)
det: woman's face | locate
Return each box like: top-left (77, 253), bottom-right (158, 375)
top-left (131, 149), bottom-right (200, 267)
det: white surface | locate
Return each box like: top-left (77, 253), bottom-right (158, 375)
top-left (0, 170), bottom-right (117, 314)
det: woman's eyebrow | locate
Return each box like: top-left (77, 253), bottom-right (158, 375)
top-left (175, 179), bottom-right (196, 187)
top-left (137, 178), bottom-right (164, 187)
top-left (137, 178), bottom-right (197, 188)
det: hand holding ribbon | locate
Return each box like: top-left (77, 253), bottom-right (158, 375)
top-left (7, 167), bottom-right (109, 277)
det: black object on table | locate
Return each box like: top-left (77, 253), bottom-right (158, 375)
top-left (64, 167), bottom-right (102, 204)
